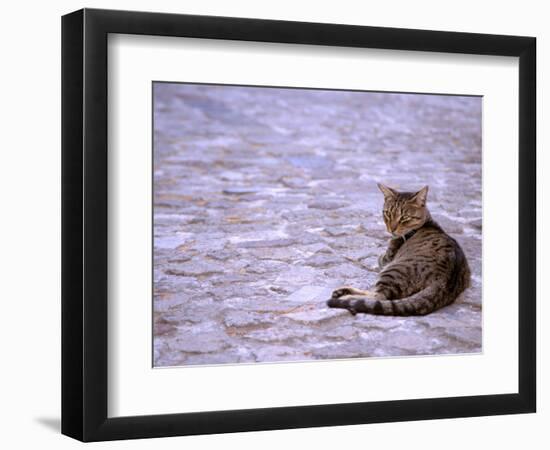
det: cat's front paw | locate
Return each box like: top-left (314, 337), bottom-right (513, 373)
top-left (378, 254), bottom-right (389, 269)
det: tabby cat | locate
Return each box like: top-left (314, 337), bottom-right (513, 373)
top-left (327, 183), bottom-right (470, 316)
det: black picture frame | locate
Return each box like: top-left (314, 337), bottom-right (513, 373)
top-left (61, 8), bottom-right (536, 442)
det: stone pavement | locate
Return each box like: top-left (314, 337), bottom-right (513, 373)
top-left (153, 83), bottom-right (482, 367)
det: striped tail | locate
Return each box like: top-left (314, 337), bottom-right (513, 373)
top-left (327, 284), bottom-right (445, 316)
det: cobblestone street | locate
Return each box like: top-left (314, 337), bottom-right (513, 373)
top-left (153, 83), bottom-right (482, 367)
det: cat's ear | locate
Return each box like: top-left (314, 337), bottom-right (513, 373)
top-left (410, 185), bottom-right (429, 207)
top-left (377, 183), bottom-right (397, 199)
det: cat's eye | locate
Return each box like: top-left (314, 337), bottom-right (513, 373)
top-left (400, 216), bottom-right (411, 223)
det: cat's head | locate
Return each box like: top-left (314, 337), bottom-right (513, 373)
top-left (377, 183), bottom-right (430, 238)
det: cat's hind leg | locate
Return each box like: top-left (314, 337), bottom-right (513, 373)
top-left (331, 286), bottom-right (377, 299)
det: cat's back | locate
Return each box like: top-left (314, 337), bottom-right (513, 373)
top-left (392, 220), bottom-right (470, 291)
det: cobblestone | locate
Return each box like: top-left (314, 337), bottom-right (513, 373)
top-left (153, 83), bottom-right (482, 367)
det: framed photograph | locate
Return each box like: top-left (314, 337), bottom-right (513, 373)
top-left (61, 8), bottom-right (536, 442)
